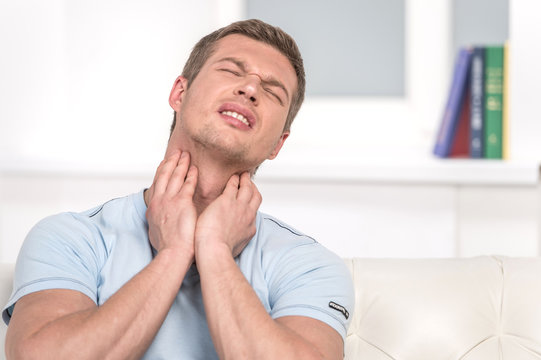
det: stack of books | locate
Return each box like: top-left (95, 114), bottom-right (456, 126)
top-left (433, 44), bottom-right (509, 159)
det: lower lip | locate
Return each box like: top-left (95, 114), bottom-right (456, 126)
top-left (219, 113), bottom-right (252, 130)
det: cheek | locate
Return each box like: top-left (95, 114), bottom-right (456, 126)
top-left (182, 90), bottom-right (213, 120)
top-left (267, 109), bottom-right (288, 134)
top-left (258, 120), bottom-right (287, 153)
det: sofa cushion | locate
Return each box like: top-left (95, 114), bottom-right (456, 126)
top-left (343, 256), bottom-right (541, 360)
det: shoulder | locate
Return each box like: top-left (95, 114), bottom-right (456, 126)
top-left (34, 190), bottom-right (143, 236)
top-left (19, 191), bottom-right (146, 277)
top-left (257, 212), bottom-right (317, 249)
top-left (4, 191), bottom-right (147, 323)
top-left (254, 214), bottom-right (354, 340)
top-left (79, 191), bottom-right (146, 230)
top-left (29, 190), bottom-right (145, 256)
top-left (254, 213), bottom-right (351, 299)
top-left (256, 212), bottom-right (343, 268)
top-left (24, 211), bottom-right (101, 254)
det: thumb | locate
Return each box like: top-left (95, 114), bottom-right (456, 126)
top-left (222, 174), bottom-right (240, 197)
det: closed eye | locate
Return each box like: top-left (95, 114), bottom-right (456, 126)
top-left (220, 68), bottom-right (241, 76)
top-left (264, 87), bottom-right (284, 106)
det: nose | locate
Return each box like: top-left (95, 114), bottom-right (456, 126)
top-left (235, 75), bottom-right (259, 104)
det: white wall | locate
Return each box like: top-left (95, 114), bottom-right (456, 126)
top-left (509, 0), bottom-right (541, 161)
top-left (0, 0), bottom-right (221, 172)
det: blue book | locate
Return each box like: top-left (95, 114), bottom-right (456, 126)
top-left (433, 48), bottom-right (473, 158)
top-left (469, 47), bottom-right (485, 158)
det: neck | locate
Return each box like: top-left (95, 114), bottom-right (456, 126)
top-left (148, 139), bottom-right (253, 215)
top-left (190, 148), bottom-right (250, 214)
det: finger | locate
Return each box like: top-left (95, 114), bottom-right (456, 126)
top-left (222, 174), bottom-right (240, 198)
top-left (151, 150), bottom-right (180, 184)
top-left (249, 185), bottom-right (262, 211)
top-left (153, 151), bottom-right (181, 195)
top-left (178, 165), bottom-right (198, 199)
top-left (145, 185), bottom-right (156, 207)
top-left (150, 158), bottom-right (166, 191)
top-left (237, 172), bottom-right (254, 201)
top-left (166, 152), bottom-right (191, 196)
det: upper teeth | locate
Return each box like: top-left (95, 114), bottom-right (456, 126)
top-left (222, 111), bottom-right (250, 126)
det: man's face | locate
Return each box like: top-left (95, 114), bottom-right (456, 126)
top-left (169, 34), bottom-right (297, 170)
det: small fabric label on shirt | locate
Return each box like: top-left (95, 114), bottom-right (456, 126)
top-left (328, 301), bottom-right (349, 320)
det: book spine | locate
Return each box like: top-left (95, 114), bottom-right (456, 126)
top-left (484, 46), bottom-right (504, 159)
top-left (502, 42), bottom-right (510, 160)
top-left (450, 86), bottom-right (471, 157)
top-left (469, 47), bottom-right (485, 158)
top-left (433, 48), bottom-right (473, 158)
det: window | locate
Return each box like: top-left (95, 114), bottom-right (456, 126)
top-left (247, 0), bottom-right (405, 97)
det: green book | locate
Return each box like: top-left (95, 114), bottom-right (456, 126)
top-left (483, 46), bottom-right (504, 159)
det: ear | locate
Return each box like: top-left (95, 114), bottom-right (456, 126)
top-left (169, 76), bottom-right (189, 112)
top-left (267, 131), bottom-right (290, 160)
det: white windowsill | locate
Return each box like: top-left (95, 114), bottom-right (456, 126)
top-left (1, 155), bottom-right (538, 186)
top-left (256, 152), bottom-right (540, 186)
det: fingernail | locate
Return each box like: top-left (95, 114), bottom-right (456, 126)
top-left (181, 152), bottom-right (188, 158)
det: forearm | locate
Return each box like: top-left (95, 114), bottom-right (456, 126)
top-left (14, 249), bottom-right (192, 360)
top-left (196, 243), bottom-right (324, 360)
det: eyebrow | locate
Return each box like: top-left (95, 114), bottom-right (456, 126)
top-left (216, 57), bottom-right (290, 102)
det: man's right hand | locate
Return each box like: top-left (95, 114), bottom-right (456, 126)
top-left (6, 152), bottom-right (199, 360)
top-left (145, 150), bottom-right (198, 261)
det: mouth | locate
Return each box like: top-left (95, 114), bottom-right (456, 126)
top-left (218, 103), bottom-right (255, 129)
top-left (220, 110), bottom-right (250, 127)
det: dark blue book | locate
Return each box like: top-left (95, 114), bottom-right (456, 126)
top-left (469, 47), bottom-right (485, 158)
top-left (433, 48), bottom-right (473, 158)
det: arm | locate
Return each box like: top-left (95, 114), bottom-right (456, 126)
top-left (7, 249), bottom-right (191, 360)
top-left (195, 173), bottom-right (343, 360)
top-left (6, 151), bottom-right (198, 360)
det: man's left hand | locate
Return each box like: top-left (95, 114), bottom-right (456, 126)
top-left (194, 172), bottom-right (262, 258)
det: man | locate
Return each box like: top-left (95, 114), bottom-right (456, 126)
top-left (3, 19), bottom-right (354, 359)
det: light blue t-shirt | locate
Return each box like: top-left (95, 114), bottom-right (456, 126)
top-left (3, 190), bottom-right (354, 359)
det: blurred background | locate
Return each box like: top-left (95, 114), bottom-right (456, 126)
top-left (1, 0), bottom-right (539, 263)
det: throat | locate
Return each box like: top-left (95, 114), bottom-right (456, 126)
top-left (190, 156), bottom-right (252, 214)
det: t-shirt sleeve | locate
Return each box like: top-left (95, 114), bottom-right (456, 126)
top-left (266, 241), bottom-right (355, 341)
top-left (2, 213), bottom-right (105, 325)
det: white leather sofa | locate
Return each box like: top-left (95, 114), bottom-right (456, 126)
top-left (2, 257), bottom-right (541, 360)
